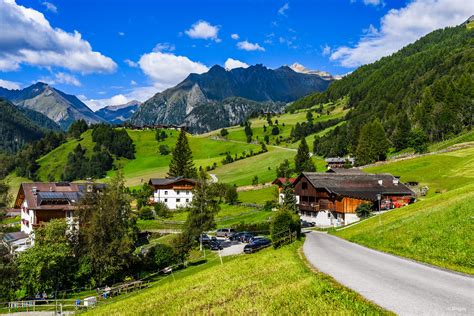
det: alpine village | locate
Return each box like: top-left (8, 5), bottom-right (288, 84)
top-left (0, 1), bottom-right (473, 315)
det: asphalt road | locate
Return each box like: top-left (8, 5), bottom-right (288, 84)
top-left (303, 232), bottom-right (474, 315)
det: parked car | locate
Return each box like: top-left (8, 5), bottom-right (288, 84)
top-left (209, 240), bottom-right (223, 250)
top-left (249, 236), bottom-right (266, 243)
top-left (301, 220), bottom-right (315, 228)
top-left (198, 234), bottom-right (211, 244)
top-left (230, 231), bottom-right (254, 242)
top-left (244, 238), bottom-right (271, 254)
top-left (216, 228), bottom-right (236, 238)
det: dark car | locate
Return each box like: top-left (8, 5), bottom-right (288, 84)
top-left (198, 234), bottom-right (211, 244)
top-left (230, 232), bottom-right (254, 242)
top-left (301, 220), bottom-right (315, 228)
top-left (243, 238), bottom-right (271, 254)
top-left (209, 240), bottom-right (223, 250)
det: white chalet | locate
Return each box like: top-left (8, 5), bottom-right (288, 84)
top-left (148, 177), bottom-right (196, 209)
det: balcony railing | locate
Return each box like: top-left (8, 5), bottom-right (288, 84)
top-left (298, 203), bottom-right (335, 212)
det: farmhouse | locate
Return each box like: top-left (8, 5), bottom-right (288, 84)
top-left (272, 178), bottom-right (297, 204)
top-left (8, 182), bottom-right (104, 250)
top-left (293, 172), bottom-right (414, 227)
top-left (325, 157), bottom-right (355, 169)
top-left (148, 177), bottom-right (196, 209)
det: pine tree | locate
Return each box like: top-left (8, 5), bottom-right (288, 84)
top-left (168, 129), bottom-right (197, 179)
top-left (281, 182), bottom-right (297, 213)
top-left (294, 138), bottom-right (315, 173)
top-left (392, 112), bottom-right (411, 151)
top-left (355, 119), bottom-right (390, 165)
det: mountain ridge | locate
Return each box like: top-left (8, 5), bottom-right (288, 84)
top-left (0, 82), bottom-right (104, 130)
top-left (130, 64), bottom-right (333, 132)
top-left (95, 100), bottom-right (141, 124)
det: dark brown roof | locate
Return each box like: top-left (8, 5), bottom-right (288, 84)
top-left (148, 177), bottom-right (196, 186)
top-left (14, 182), bottom-right (104, 210)
top-left (326, 168), bottom-right (366, 174)
top-left (297, 172), bottom-right (414, 201)
top-left (272, 178), bottom-right (297, 186)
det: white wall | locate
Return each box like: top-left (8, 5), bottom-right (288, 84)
top-left (299, 210), bottom-right (348, 227)
top-left (153, 188), bottom-right (193, 210)
top-left (344, 213), bottom-right (360, 225)
top-left (20, 201), bottom-right (33, 235)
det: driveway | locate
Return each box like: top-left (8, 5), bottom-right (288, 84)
top-left (215, 238), bottom-right (245, 257)
top-left (303, 232), bottom-right (474, 315)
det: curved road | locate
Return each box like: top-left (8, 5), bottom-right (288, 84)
top-left (303, 232), bottom-right (474, 315)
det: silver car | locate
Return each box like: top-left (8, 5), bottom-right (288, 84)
top-left (216, 228), bottom-right (235, 238)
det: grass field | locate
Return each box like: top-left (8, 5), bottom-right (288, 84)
top-left (364, 147), bottom-right (474, 197)
top-left (238, 186), bottom-right (278, 204)
top-left (137, 203), bottom-right (272, 231)
top-left (336, 146), bottom-right (474, 274)
top-left (334, 184), bottom-right (474, 274)
top-left (83, 242), bottom-right (387, 315)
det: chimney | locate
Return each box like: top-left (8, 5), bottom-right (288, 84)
top-left (393, 179), bottom-right (399, 185)
top-left (32, 187), bottom-right (38, 195)
top-left (378, 180), bottom-right (383, 186)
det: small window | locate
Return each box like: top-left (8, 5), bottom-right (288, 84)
top-left (164, 198), bottom-right (168, 202)
top-left (327, 213), bottom-right (331, 219)
top-left (177, 191), bottom-right (180, 195)
top-left (186, 199), bottom-right (189, 202)
top-left (176, 198), bottom-right (181, 203)
top-left (302, 182), bottom-right (308, 190)
top-left (186, 191), bottom-right (189, 195)
top-left (164, 191), bottom-right (168, 195)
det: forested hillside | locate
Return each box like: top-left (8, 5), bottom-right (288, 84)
top-left (290, 24), bottom-right (473, 164)
top-left (0, 99), bottom-right (55, 153)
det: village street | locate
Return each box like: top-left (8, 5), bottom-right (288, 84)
top-left (303, 232), bottom-right (474, 315)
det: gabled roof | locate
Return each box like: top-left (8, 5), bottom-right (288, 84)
top-left (296, 172), bottom-right (414, 201)
top-left (272, 178), bottom-right (296, 186)
top-left (14, 182), bottom-right (104, 210)
top-left (326, 168), bottom-right (366, 174)
top-left (148, 177), bottom-right (196, 186)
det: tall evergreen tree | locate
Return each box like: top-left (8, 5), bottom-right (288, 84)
top-left (168, 129), bottom-right (197, 178)
top-left (281, 182), bottom-right (298, 213)
top-left (183, 170), bottom-right (220, 240)
top-left (392, 112), bottom-right (412, 151)
top-left (355, 119), bottom-right (390, 165)
top-left (77, 171), bottom-right (137, 285)
top-left (294, 138), bottom-right (315, 173)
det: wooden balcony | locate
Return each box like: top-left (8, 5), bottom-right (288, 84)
top-left (298, 203), bottom-right (335, 212)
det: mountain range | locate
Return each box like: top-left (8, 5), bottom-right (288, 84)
top-left (130, 64), bottom-right (333, 133)
top-left (95, 100), bottom-right (141, 124)
top-left (0, 82), bottom-right (104, 130)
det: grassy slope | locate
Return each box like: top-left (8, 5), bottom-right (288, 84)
top-left (238, 186), bottom-right (278, 204)
top-left (364, 147), bottom-right (474, 197)
top-left (336, 147), bottom-right (474, 274)
top-left (83, 242), bottom-right (387, 315)
top-left (335, 184), bottom-right (474, 274)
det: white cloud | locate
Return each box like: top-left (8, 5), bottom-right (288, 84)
top-left (185, 20), bottom-right (220, 41)
top-left (0, 0), bottom-right (117, 73)
top-left (118, 31), bottom-right (125, 36)
top-left (130, 80), bottom-right (137, 85)
top-left (278, 3), bottom-right (290, 16)
top-left (42, 1), bottom-right (57, 13)
top-left (84, 86), bottom-right (157, 111)
top-left (322, 44), bottom-right (331, 56)
top-left (0, 78), bottom-right (20, 90)
top-left (138, 51), bottom-right (208, 89)
top-left (331, 0), bottom-right (474, 67)
top-left (224, 58), bottom-right (249, 70)
top-left (237, 40), bottom-right (265, 52)
top-left (231, 33), bottom-right (239, 40)
top-left (152, 42), bottom-right (176, 52)
top-left (37, 72), bottom-right (81, 86)
top-left (363, 0), bottom-right (383, 5)
top-left (54, 72), bottom-right (81, 86)
top-left (124, 59), bottom-right (138, 67)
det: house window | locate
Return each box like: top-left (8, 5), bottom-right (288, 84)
top-left (164, 191), bottom-right (168, 195)
top-left (186, 191), bottom-right (189, 195)
top-left (186, 199), bottom-right (189, 203)
top-left (176, 198), bottom-right (181, 203)
top-left (177, 191), bottom-right (180, 195)
top-left (164, 198), bottom-right (168, 203)
top-left (327, 212), bottom-right (331, 219)
top-left (302, 182), bottom-right (308, 190)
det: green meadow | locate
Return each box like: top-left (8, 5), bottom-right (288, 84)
top-left (337, 146), bottom-right (474, 274)
top-left (83, 242), bottom-right (387, 315)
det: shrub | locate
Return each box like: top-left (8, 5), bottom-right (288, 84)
top-left (154, 202), bottom-right (171, 218)
top-left (220, 128), bottom-right (229, 137)
top-left (153, 244), bottom-right (179, 270)
top-left (252, 176), bottom-right (259, 186)
top-left (355, 203), bottom-right (373, 219)
top-left (270, 209), bottom-right (301, 248)
top-left (159, 144), bottom-right (171, 155)
top-left (232, 221), bottom-right (270, 234)
top-left (139, 206), bottom-right (155, 220)
top-left (263, 200), bottom-right (277, 212)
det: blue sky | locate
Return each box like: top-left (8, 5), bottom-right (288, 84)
top-left (0, 0), bottom-right (472, 110)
